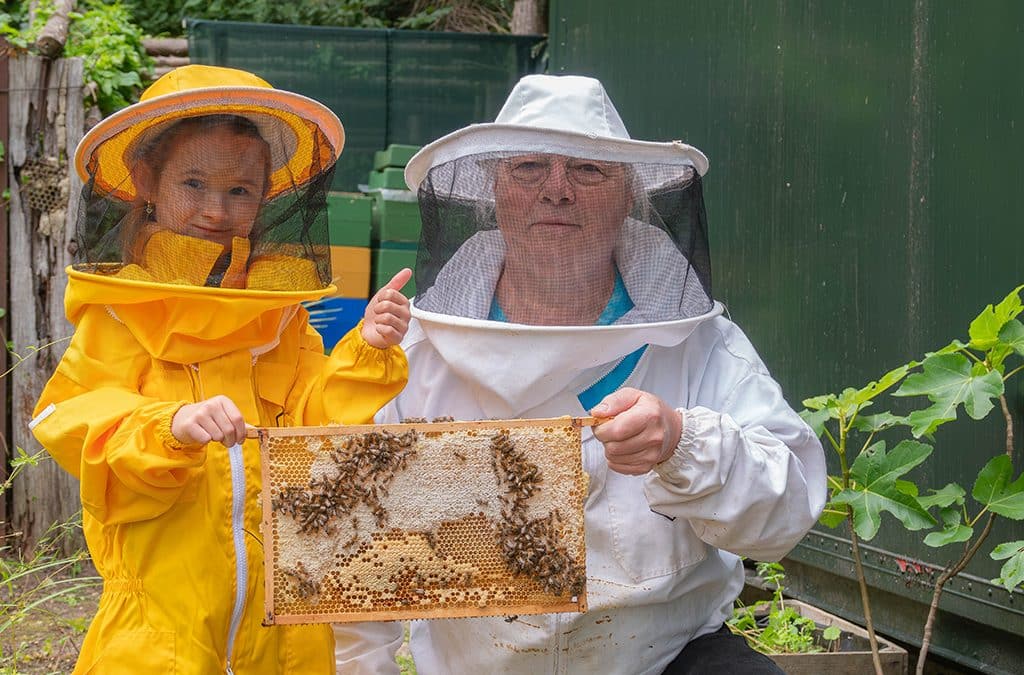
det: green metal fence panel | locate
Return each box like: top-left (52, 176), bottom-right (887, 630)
top-left (187, 19), bottom-right (543, 191)
top-left (551, 0), bottom-right (1024, 670)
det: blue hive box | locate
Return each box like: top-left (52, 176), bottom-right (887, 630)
top-left (304, 297), bottom-right (368, 352)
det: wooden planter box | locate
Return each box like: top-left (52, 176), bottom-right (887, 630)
top-left (762, 600), bottom-right (908, 675)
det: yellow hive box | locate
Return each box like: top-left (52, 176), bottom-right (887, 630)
top-left (256, 417), bottom-right (590, 624)
top-left (330, 245), bottom-right (370, 299)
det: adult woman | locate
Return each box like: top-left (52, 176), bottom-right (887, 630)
top-left (335, 74), bottom-right (825, 675)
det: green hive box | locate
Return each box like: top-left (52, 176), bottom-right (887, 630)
top-left (326, 193), bottom-right (372, 247)
top-left (371, 195), bottom-right (422, 244)
top-left (372, 246), bottom-right (418, 298)
top-left (367, 167), bottom-right (409, 190)
top-left (373, 144), bottom-right (420, 170)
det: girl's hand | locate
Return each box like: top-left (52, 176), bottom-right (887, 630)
top-left (362, 268), bottom-right (412, 349)
top-left (171, 395), bottom-right (247, 447)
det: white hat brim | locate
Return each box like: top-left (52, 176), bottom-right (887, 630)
top-left (404, 123), bottom-right (708, 192)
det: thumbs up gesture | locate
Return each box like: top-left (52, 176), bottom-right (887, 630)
top-left (361, 268), bottom-right (413, 349)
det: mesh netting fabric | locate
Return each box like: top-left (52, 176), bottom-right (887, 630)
top-left (414, 152), bottom-right (713, 325)
top-left (75, 114), bottom-right (335, 291)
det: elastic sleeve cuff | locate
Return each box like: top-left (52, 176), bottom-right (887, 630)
top-left (155, 403), bottom-right (192, 450)
top-left (653, 408), bottom-right (693, 477)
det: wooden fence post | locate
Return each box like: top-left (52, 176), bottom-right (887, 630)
top-left (7, 53), bottom-right (85, 553)
top-left (0, 39), bottom-right (10, 532)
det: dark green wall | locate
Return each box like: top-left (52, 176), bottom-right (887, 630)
top-left (188, 20), bottom-right (543, 191)
top-left (550, 1), bottom-right (1023, 670)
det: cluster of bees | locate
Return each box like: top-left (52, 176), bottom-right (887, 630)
top-left (271, 429), bottom-right (419, 534)
top-left (282, 561), bottom-right (320, 600)
top-left (490, 431), bottom-right (585, 597)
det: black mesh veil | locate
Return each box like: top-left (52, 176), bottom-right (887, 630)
top-left (74, 113), bottom-right (335, 292)
top-left (414, 151), bottom-right (713, 326)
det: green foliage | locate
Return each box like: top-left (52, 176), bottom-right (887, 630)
top-left (990, 541), bottom-right (1024, 592)
top-left (729, 562), bottom-right (840, 655)
top-left (803, 286), bottom-right (1024, 592)
top-left (120, 0), bottom-right (496, 36)
top-left (66, 0), bottom-right (152, 114)
top-left (831, 440), bottom-right (935, 540)
top-left (1, 0), bottom-right (152, 115)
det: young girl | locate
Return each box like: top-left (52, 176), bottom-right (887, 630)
top-left (29, 65), bottom-right (410, 674)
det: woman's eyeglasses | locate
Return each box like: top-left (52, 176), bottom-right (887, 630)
top-left (503, 156), bottom-right (623, 187)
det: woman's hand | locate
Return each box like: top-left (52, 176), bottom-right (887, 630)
top-left (171, 395), bottom-right (247, 447)
top-left (362, 268), bottom-right (412, 349)
top-left (591, 387), bottom-right (683, 475)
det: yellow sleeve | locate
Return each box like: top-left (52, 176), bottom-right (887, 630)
top-left (30, 306), bottom-right (204, 525)
top-left (288, 315), bottom-right (408, 426)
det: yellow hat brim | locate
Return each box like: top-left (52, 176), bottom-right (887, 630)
top-left (76, 86), bottom-right (345, 201)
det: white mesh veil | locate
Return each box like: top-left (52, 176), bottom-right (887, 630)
top-left (413, 151), bottom-right (713, 326)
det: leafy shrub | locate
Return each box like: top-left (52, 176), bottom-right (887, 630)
top-left (0, 0), bottom-right (152, 115)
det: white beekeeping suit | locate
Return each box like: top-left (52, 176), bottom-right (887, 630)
top-left (335, 74), bottom-right (826, 675)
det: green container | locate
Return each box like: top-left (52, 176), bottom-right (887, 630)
top-left (367, 168), bottom-right (409, 190)
top-left (372, 246), bottom-right (418, 298)
top-left (373, 144), bottom-right (421, 170)
top-left (326, 193), bottom-right (372, 247)
top-left (371, 195), bottom-right (422, 243)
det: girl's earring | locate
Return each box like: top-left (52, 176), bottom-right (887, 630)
top-left (145, 201), bottom-right (156, 221)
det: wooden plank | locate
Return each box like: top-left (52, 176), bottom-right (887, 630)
top-left (0, 38), bottom-right (10, 533)
top-left (8, 53), bottom-right (84, 553)
top-left (247, 415), bottom-right (603, 439)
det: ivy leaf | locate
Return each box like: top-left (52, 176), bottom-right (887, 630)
top-left (800, 408), bottom-right (832, 437)
top-left (895, 353), bottom-right (1004, 436)
top-left (973, 455), bottom-right (1024, 519)
top-left (852, 412), bottom-right (906, 433)
top-left (923, 506), bottom-right (973, 547)
top-left (968, 286), bottom-right (1024, 351)
top-left (991, 540), bottom-right (1024, 592)
top-left (918, 483), bottom-right (966, 510)
top-left (832, 440), bottom-right (936, 540)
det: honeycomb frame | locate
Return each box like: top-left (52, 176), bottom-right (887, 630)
top-left (257, 416), bottom-right (590, 624)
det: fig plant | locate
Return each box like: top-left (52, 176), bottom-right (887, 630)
top-left (801, 285), bottom-right (1024, 675)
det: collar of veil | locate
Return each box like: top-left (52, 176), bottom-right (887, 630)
top-left (410, 220), bottom-right (721, 418)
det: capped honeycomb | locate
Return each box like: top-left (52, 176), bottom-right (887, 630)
top-left (258, 416), bottom-right (590, 624)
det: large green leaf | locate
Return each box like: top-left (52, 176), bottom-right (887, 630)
top-left (895, 353), bottom-right (1004, 436)
top-left (991, 540), bottom-right (1024, 592)
top-left (851, 412), bottom-right (906, 433)
top-left (850, 440), bottom-right (932, 487)
top-left (802, 394), bottom-right (836, 411)
top-left (917, 483), bottom-right (966, 510)
top-left (923, 506), bottom-right (973, 547)
top-left (968, 286), bottom-right (1024, 351)
top-left (973, 455), bottom-right (1024, 519)
top-left (818, 502), bottom-right (848, 529)
top-left (848, 363), bottom-right (914, 406)
top-left (832, 440), bottom-right (936, 540)
top-left (999, 319), bottom-right (1024, 358)
top-left (833, 487), bottom-right (935, 540)
top-left (799, 408), bottom-right (832, 437)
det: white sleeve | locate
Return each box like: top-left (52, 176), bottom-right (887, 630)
top-left (334, 621), bottom-right (403, 675)
top-left (642, 324), bottom-right (827, 561)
